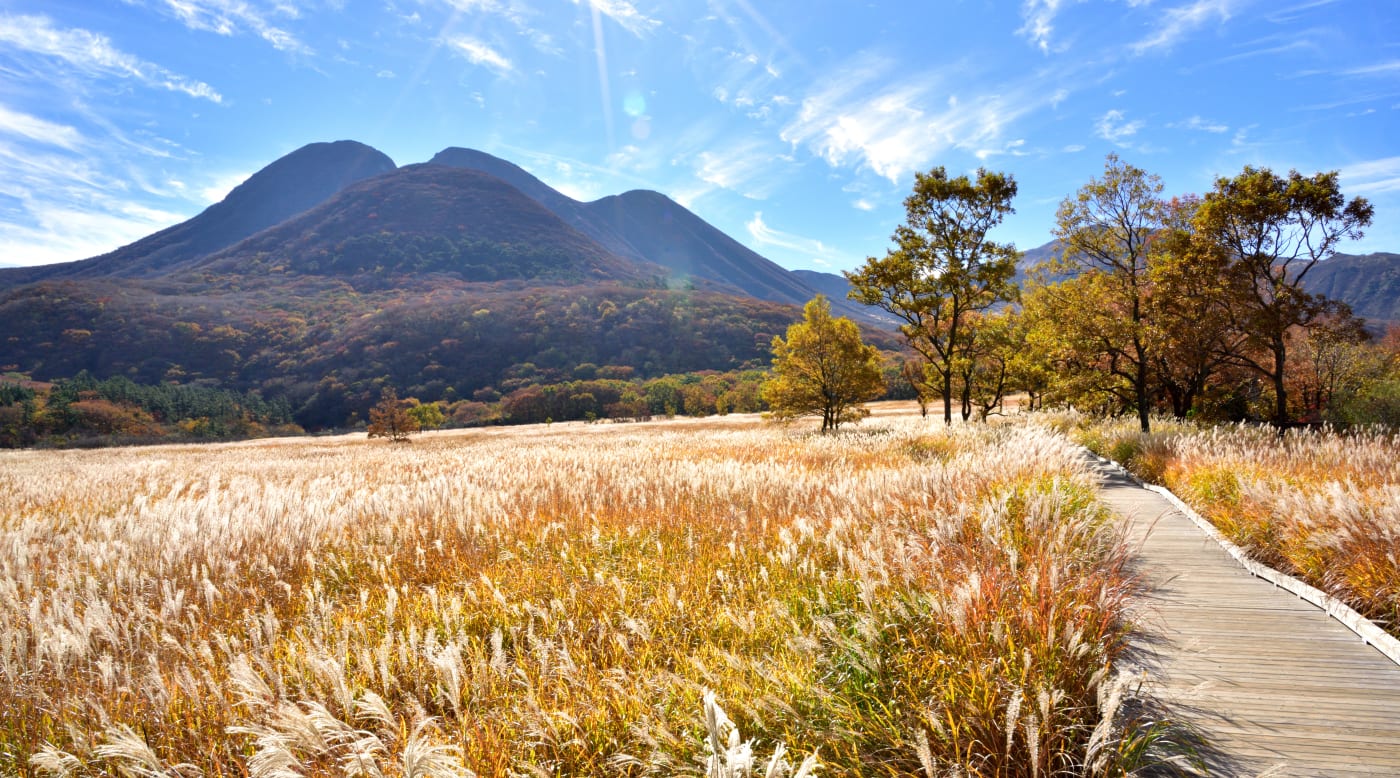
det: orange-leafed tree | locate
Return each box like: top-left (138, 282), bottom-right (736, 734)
top-left (367, 387), bottom-right (419, 442)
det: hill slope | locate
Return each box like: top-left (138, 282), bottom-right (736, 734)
top-left (1303, 252), bottom-right (1400, 326)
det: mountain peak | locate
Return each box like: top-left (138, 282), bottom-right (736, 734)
top-left (188, 163), bottom-right (643, 285)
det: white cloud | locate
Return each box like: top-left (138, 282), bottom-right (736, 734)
top-left (693, 140), bottom-right (781, 199)
top-left (1018, 0), bottom-right (1074, 54)
top-left (1339, 156), bottom-right (1400, 195)
top-left (1172, 115), bottom-right (1229, 132)
top-left (156, 0), bottom-right (310, 54)
top-left (975, 138), bottom-right (1028, 161)
top-left (746, 212), bottom-right (845, 263)
top-left (0, 140), bottom-right (196, 266)
top-left (0, 199), bottom-right (186, 267)
top-left (780, 56), bottom-right (1061, 182)
top-left (0, 105), bottom-right (83, 151)
top-left (197, 170), bottom-right (254, 205)
top-left (1133, 0), bottom-right (1240, 55)
top-left (443, 35), bottom-right (514, 74)
top-left (0, 14), bottom-right (223, 102)
top-left (1344, 60), bottom-right (1400, 76)
top-left (853, 199), bottom-right (876, 211)
top-left (1063, 144), bottom-right (1086, 153)
top-left (1095, 109), bottom-right (1145, 143)
top-left (442, 0), bottom-right (560, 56)
top-left (576, 0), bottom-right (661, 38)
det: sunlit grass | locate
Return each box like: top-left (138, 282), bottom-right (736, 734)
top-left (1068, 414), bottom-right (1400, 638)
top-left (3, 414), bottom-right (1178, 776)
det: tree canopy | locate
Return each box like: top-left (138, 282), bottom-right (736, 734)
top-left (761, 296), bottom-right (885, 433)
top-left (1194, 167), bottom-right (1373, 425)
top-left (367, 387), bottom-right (419, 442)
top-left (1050, 154), bottom-right (1164, 431)
top-left (846, 166), bottom-right (1018, 424)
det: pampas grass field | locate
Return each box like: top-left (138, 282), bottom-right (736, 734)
top-left (2, 411), bottom-right (1177, 776)
top-left (1071, 416), bottom-right (1400, 639)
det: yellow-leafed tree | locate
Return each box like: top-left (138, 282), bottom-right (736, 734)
top-left (761, 295), bottom-right (885, 433)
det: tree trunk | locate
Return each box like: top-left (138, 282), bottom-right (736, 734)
top-left (1134, 333), bottom-right (1151, 433)
top-left (942, 367), bottom-right (953, 426)
top-left (1272, 338), bottom-right (1290, 428)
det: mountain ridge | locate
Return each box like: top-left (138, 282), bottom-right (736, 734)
top-left (185, 164), bottom-right (649, 286)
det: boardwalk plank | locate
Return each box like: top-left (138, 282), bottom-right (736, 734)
top-left (1092, 455), bottom-right (1400, 776)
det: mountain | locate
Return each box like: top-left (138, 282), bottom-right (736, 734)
top-left (0, 140), bottom-right (396, 285)
top-left (0, 141), bottom-right (910, 433)
top-left (427, 147), bottom-right (643, 263)
top-left (426, 147), bottom-right (884, 324)
top-left (792, 269), bottom-right (860, 302)
top-left (584, 189), bottom-right (827, 303)
top-left (1303, 252), bottom-right (1400, 327)
top-left (188, 164), bottom-right (647, 285)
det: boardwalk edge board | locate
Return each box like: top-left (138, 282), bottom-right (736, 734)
top-left (1091, 453), bottom-right (1400, 668)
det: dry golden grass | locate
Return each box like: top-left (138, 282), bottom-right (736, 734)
top-left (1069, 415), bottom-right (1400, 638)
top-left (3, 412), bottom-right (1174, 777)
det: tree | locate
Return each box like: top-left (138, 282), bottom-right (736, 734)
top-left (1144, 195), bottom-right (1241, 419)
top-left (1194, 167), bottom-right (1373, 426)
top-left (958, 310), bottom-right (1019, 422)
top-left (406, 401), bottom-right (446, 431)
top-left (1050, 155), bottom-right (1165, 431)
top-left (761, 296), bottom-right (885, 433)
top-left (847, 167), bottom-right (1019, 425)
top-left (901, 358), bottom-right (935, 418)
top-left (367, 387), bottom-right (419, 442)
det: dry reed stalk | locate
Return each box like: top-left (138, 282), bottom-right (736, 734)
top-left (3, 416), bottom-right (1167, 776)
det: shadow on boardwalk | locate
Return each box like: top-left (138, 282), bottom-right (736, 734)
top-left (1091, 455), bottom-right (1400, 777)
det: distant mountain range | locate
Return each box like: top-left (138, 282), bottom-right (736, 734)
top-left (1303, 252), bottom-right (1400, 326)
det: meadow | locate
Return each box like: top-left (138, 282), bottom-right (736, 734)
top-left (1072, 416), bottom-right (1400, 639)
top-left (2, 410), bottom-right (1181, 777)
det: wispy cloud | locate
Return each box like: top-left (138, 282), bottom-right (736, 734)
top-left (0, 105), bottom-right (83, 151)
top-left (1132, 0), bottom-right (1240, 55)
top-left (440, 0), bottom-right (560, 56)
top-left (443, 35), bottom-right (514, 74)
top-left (1171, 115), bottom-right (1229, 132)
top-left (0, 14), bottom-right (223, 102)
top-left (692, 140), bottom-right (784, 199)
top-left (576, 0), bottom-right (660, 38)
top-left (780, 55), bottom-right (1063, 182)
top-left (975, 138), bottom-right (1029, 161)
top-left (746, 211), bottom-right (846, 265)
top-left (1339, 156), bottom-right (1400, 195)
top-left (1095, 109), bottom-right (1145, 144)
top-left (1344, 60), bottom-right (1400, 76)
top-left (154, 0), bottom-right (310, 54)
top-left (1264, 0), bottom-right (1340, 24)
top-left (1018, 0), bottom-right (1072, 54)
top-left (0, 138), bottom-right (199, 266)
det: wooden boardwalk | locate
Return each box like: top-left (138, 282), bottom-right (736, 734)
top-left (1092, 457), bottom-right (1400, 776)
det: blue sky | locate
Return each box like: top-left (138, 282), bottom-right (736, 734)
top-left (1, 0), bottom-right (1396, 272)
